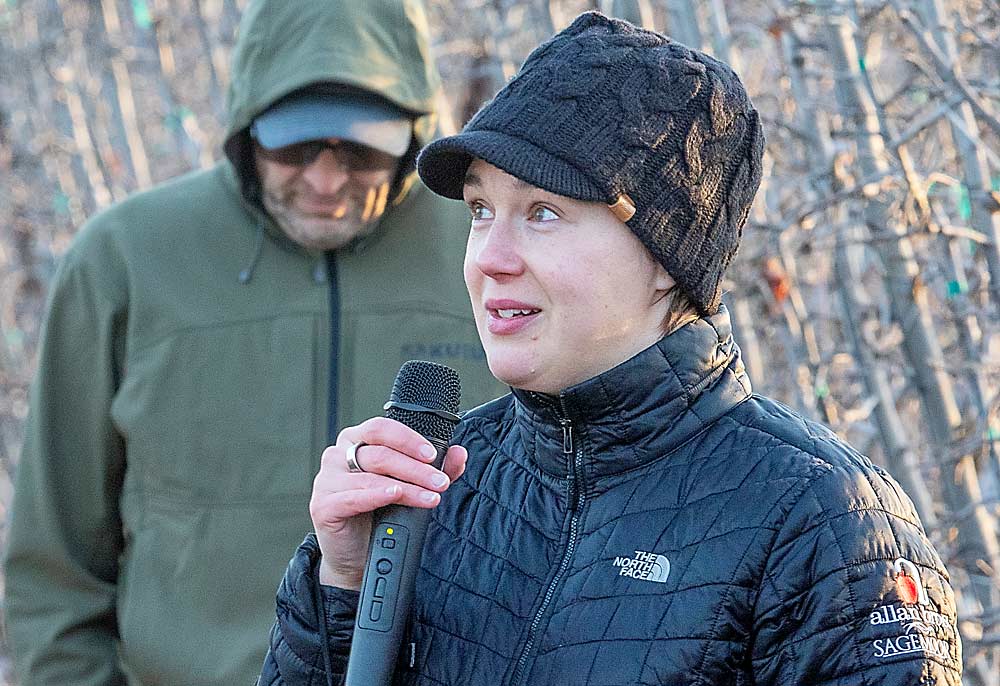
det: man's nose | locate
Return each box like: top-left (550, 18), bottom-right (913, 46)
top-left (301, 149), bottom-right (350, 195)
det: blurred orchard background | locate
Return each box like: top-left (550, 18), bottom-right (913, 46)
top-left (1, 0), bottom-right (999, 683)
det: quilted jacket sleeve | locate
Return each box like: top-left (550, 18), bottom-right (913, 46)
top-left (259, 535), bottom-right (360, 686)
top-left (751, 456), bottom-right (962, 685)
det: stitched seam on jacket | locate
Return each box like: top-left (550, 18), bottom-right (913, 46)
top-left (590, 372), bottom-right (634, 486)
top-left (437, 462), bottom-right (557, 553)
top-left (585, 408), bottom-right (755, 492)
top-left (421, 622), bottom-right (509, 659)
top-left (727, 402), bottom-right (830, 458)
top-left (855, 464), bottom-right (905, 561)
top-left (747, 472), bottom-right (823, 646)
top-left (434, 418), bottom-right (562, 581)
top-left (124, 312), bottom-right (320, 361)
top-left (536, 634), bottom-right (743, 658)
top-left (589, 427), bottom-right (784, 539)
top-left (654, 342), bottom-right (693, 406)
top-left (685, 449), bottom-right (775, 686)
top-left (803, 660), bottom-right (959, 684)
top-left (769, 505), bottom-right (924, 543)
top-left (819, 484), bottom-right (875, 686)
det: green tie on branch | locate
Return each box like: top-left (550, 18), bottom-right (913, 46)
top-left (133, 0), bottom-right (153, 30)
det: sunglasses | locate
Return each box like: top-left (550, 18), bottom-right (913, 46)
top-left (253, 138), bottom-right (398, 171)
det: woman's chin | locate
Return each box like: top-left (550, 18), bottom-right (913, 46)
top-left (489, 364), bottom-right (572, 396)
top-left (487, 357), bottom-right (539, 392)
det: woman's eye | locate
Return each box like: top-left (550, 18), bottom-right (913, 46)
top-left (530, 206), bottom-right (559, 222)
top-left (469, 202), bottom-right (494, 221)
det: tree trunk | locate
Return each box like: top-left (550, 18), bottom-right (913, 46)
top-left (825, 11), bottom-right (1000, 618)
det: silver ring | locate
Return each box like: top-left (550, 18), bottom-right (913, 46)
top-left (345, 441), bottom-right (366, 473)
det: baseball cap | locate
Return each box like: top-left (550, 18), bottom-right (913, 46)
top-left (251, 89), bottom-right (413, 157)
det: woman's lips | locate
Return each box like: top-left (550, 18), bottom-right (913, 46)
top-left (484, 299), bottom-right (541, 335)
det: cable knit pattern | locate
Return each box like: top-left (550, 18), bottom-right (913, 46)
top-left (259, 308), bottom-right (961, 685)
top-left (417, 12), bottom-right (765, 313)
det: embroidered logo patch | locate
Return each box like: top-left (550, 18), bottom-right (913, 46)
top-left (612, 550), bottom-right (670, 583)
top-left (867, 557), bottom-right (957, 662)
top-left (892, 558), bottom-right (928, 605)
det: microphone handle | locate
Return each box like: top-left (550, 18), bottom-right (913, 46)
top-left (344, 437), bottom-right (448, 686)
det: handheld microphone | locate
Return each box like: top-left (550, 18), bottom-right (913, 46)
top-left (344, 360), bottom-right (461, 686)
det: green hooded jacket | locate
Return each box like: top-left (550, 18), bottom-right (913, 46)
top-left (4, 2), bottom-right (504, 685)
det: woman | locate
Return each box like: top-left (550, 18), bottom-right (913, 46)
top-left (260, 12), bottom-right (961, 685)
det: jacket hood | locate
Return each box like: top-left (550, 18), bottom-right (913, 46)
top-left (223, 0), bottom-right (443, 192)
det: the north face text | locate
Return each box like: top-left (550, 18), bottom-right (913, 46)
top-left (612, 551), bottom-right (670, 583)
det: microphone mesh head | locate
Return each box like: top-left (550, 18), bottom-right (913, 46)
top-left (385, 361), bottom-right (461, 442)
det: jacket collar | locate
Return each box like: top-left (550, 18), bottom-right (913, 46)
top-left (511, 305), bottom-right (752, 484)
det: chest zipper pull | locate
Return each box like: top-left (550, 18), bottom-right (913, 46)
top-left (313, 260), bottom-right (327, 284)
top-left (560, 418), bottom-right (573, 454)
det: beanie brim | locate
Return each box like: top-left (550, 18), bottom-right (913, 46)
top-left (417, 129), bottom-right (605, 203)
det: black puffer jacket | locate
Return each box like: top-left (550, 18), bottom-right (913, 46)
top-left (260, 309), bottom-right (962, 685)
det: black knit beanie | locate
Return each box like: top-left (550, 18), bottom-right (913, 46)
top-left (417, 11), bottom-right (764, 314)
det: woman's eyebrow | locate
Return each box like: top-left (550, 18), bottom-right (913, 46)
top-left (463, 171), bottom-right (537, 193)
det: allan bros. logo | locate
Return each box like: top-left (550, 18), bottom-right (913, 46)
top-left (867, 557), bottom-right (956, 661)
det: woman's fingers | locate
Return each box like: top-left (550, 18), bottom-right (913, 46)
top-left (314, 418), bottom-right (467, 530)
top-left (311, 471), bottom-right (444, 525)
top-left (311, 417), bottom-right (466, 589)
top-left (352, 443), bottom-right (451, 490)
top-left (312, 446), bottom-right (466, 526)
top-left (320, 442), bottom-right (452, 494)
top-left (337, 416), bottom-right (440, 463)
top-left (442, 445), bottom-right (467, 482)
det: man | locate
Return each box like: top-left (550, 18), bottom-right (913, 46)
top-left (3, 1), bottom-right (504, 685)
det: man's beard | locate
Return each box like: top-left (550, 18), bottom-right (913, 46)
top-left (262, 181), bottom-right (391, 251)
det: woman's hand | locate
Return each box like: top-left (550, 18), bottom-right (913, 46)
top-left (309, 417), bottom-right (468, 590)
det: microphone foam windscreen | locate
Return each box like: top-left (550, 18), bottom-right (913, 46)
top-left (386, 361), bottom-right (461, 442)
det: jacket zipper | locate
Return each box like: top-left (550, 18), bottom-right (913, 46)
top-left (325, 252), bottom-right (339, 444)
top-left (509, 406), bottom-right (586, 686)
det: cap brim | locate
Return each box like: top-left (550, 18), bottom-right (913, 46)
top-left (417, 130), bottom-right (604, 202)
top-left (252, 97), bottom-right (412, 157)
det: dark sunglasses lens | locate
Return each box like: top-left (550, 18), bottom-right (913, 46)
top-left (258, 141), bottom-right (324, 166)
top-left (256, 140), bottom-right (396, 171)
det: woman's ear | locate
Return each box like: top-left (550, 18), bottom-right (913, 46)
top-left (653, 263), bottom-right (675, 296)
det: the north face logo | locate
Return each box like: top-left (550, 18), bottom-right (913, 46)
top-left (612, 550), bottom-right (670, 583)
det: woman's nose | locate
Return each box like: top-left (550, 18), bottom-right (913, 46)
top-left (473, 221), bottom-right (524, 279)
